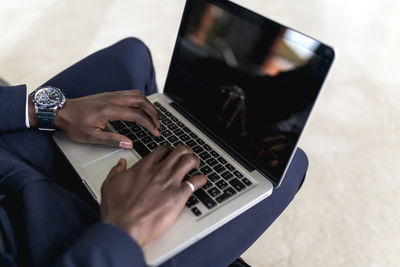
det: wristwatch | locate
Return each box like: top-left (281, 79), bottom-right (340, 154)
top-left (31, 86), bottom-right (66, 131)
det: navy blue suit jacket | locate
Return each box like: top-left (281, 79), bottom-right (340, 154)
top-left (0, 85), bottom-right (147, 266)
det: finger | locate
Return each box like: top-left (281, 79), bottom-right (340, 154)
top-left (143, 145), bottom-right (171, 163)
top-left (102, 158), bottom-right (127, 192)
top-left (159, 145), bottom-right (194, 178)
top-left (90, 130), bottom-right (133, 149)
top-left (112, 94), bottom-right (160, 129)
top-left (108, 158), bottom-right (127, 177)
top-left (106, 106), bottom-right (160, 137)
top-left (169, 153), bottom-right (201, 182)
top-left (180, 174), bottom-right (207, 197)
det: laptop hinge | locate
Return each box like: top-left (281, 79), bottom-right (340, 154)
top-left (169, 101), bottom-right (255, 173)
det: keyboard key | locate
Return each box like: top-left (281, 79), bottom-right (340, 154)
top-left (216, 180), bottom-right (228, 190)
top-left (194, 189), bottom-right (217, 209)
top-left (208, 172), bottom-right (220, 182)
top-left (233, 171), bottom-right (243, 178)
top-left (171, 116), bottom-right (179, 122)
top-left (200, 166), bottom-right (212, 175)
top-left (167, 124), bottom-right (178, 131)
top-left (173, 129), bottom-right (184, 136)
top-left (185, 140), bottom-right (197, 147)
top-left (177, 121), bottom-right (185, 127)
top-left (203, 144), bottom-right (212, 151)
top-left (180, 134), bottom-right (190, 142)
top-left (207, 187), bottom-right (221, 197)
top-left (242, 178), bottom-right (252, 187)
top-left (118, 128), bottom-right (131, 135)
top-left (225, 164), bottom-right (235, 172)
top-left (165, 111), bottom-right (172, 117)
top-left (210, 150), bottom-right (219, 158)
top-left (162, 118), bottom-right (172, 125)
top-left (229, 178), bottom-right (246, 192)
top-left (189, 132), bottom-right (198, 139)
top-left (167, 135), bottom-right (179, 143)
top-left (203, 180), bottom-right (212, 189)
top-left (136, 131), bottom-right (147, 138)
top-left (147, 142), bottom-right (158, 150)
top-left (213, 164), bottom-right (226, 174)
top-left (199, 151), bottom-right (211, 160)
top-left (215, 187), bottom-right (236, 203)
top-left (130, 125), bottom-right (142, 133)
top-left (191, 207), bottom-right (202, 217)
top-left (200, 160), bottom-right (206, 167)
top-left (158, 113), bottom-right (166, 120)
top-left (159, 125), bottom-right (166, 131)
top-left (173, 141), bottom-right (183, 147)
top-left (141, 136), bottom-right (152, 144)
top-left (124, 121), bottom-right (136, 127)
top-left (159, 141), bottom-right (170, 147)
top-left (189, 169), bottom-right (199, 176)
top-left (206, 158), bottom-right (218, 167)
top-left (186, 196), bottom-right (199, 208)
top-left (126, 133), bottom-right (138, 142)
top-left (217, 157), bottom-right (227, 164)
top-left (193, 146), bottom-right (204, 154)
top-left (161, 130), bottom-right (172, 137)
top-left (196, 138), bottom-right (205, 145)
top-left (154, 101), bottom-right (161, 107)
top-left (159, 106), bottom-right (167, 112)
top-left (153, 136), bottom-right (165, 143)
top-left (183, 127), bottom-right (191, 133)
top-left (110, 120), bottom-right (125, 130)
top-left (133, 141), bottom-right (150, 157)
top-left (221, 171), bottom-right (234, 180)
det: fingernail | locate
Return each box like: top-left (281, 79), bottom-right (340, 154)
top-left (119, 141), bottom-right (132, 149)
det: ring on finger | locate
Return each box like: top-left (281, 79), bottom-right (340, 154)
top-left (185, 181), bottom-right (195, 193)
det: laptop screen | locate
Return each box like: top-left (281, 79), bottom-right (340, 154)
top-left (164, 0), bottom-right (334, 186)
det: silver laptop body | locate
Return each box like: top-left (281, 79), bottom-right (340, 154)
top-left (53, 0), bottom-right (334, 265)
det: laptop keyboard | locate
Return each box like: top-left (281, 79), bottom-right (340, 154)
top-left (110, 102), bottom-right (253, 218)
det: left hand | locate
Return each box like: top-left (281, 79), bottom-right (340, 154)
top-left (51, 90), bottom-right (161, 148)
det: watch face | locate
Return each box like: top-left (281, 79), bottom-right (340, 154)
top-left (33, 87), bottom-right (63, 109)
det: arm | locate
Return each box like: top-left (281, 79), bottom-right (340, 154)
top-left (53, 223), bottom-right (146, 267)
top-left (0, 85), bottom-right (30, 132)
top-left (54, 145), bottom-right (207, 267)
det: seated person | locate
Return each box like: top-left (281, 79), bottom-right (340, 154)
top-left (0, 38), bottom-right (308, 267)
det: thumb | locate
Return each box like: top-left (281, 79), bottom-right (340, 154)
top-left (91, 131), bottom-right (133, 149)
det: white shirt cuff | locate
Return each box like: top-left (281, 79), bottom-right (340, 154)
top-left (25, 88), bottom-right (30, 128)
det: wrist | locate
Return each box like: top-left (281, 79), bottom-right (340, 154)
top-left (53, 99), bottom-right (69, 130)
top-left (28, 96), bottom-right (38, 128)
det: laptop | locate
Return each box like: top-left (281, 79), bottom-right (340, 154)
top-left (53, 0), bottom-right (334, 265)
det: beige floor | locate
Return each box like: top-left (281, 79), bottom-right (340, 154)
top-left (1, 0), bottom-right (399, 266)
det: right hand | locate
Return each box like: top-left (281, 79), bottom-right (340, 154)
top-left (100, 145), bottom-right (207, 247)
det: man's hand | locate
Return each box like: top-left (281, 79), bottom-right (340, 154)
top-left (100, 145), bottom-right (207, 247)
top-left (52, 90), bottom-right (160, 148)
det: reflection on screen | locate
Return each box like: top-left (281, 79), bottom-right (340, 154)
top-left (165, 0), bottom-right (333, 184)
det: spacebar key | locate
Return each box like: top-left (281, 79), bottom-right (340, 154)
top-left (194, 189), bottom-right (217, 209)
top-left (133, 140), bottom-right (150, 157)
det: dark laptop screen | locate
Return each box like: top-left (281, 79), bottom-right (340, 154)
top-left (164, 0), bottom-right (334, 186)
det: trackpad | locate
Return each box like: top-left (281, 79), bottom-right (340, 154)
top-left (80, 149), bottom-right (138, 201)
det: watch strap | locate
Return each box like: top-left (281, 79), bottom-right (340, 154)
top-left (37, 109), bottom-right (56, 131)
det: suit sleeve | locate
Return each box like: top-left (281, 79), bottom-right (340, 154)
top-left (54, 223), bottom-right (147, 267)
top-left (0, 85), bottom-right (29, 132)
